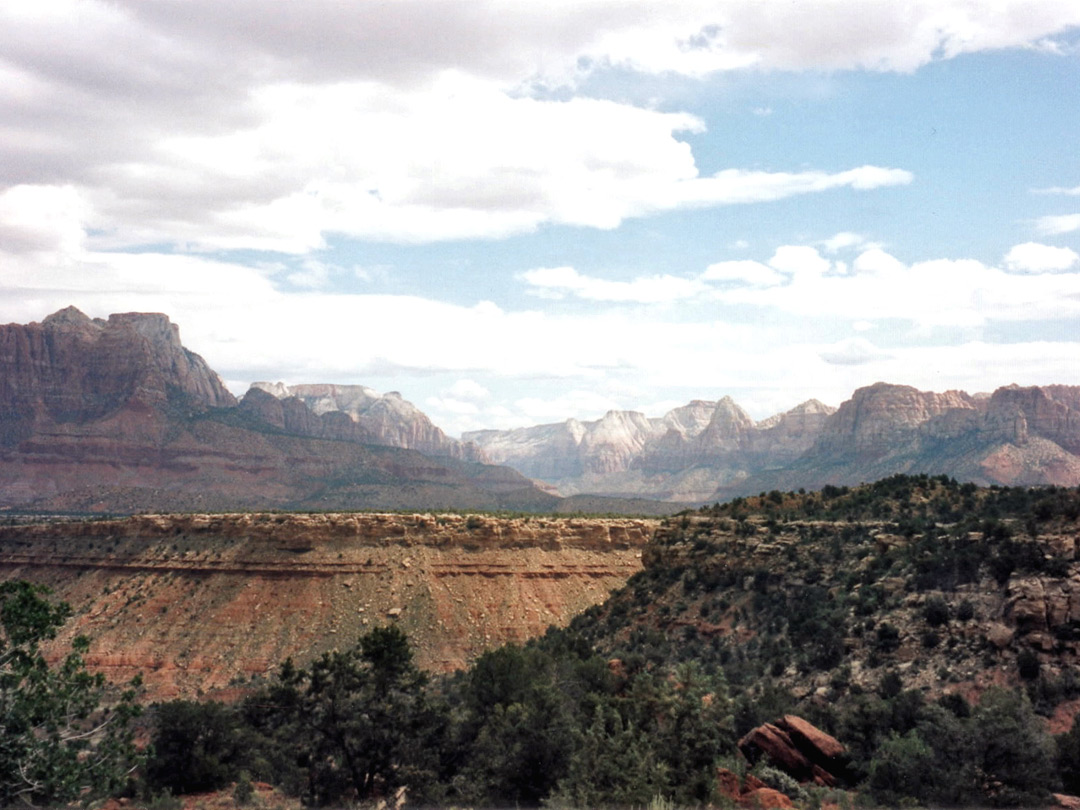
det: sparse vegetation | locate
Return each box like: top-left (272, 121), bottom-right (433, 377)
top-left (15, 476), bottom-right (1080, 807)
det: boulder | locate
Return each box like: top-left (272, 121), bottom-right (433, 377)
top-left (780, 714), bottom-right (846, 760)
top-left (738, 723), bottom-right (813, 780)
top-left (738, 715), bottom-right (848, 787)
top-left (714, 768), bottom-right (795, 809)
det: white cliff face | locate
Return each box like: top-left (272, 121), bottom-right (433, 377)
top-left (464, 396), bottom-right (837, 500)
top-left (249, 382), bottom-right (484, 462)
top-left (657, 400), bottom-right (718, 439)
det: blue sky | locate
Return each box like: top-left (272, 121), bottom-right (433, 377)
top-left (2, 2), bottom-right (1079, 435)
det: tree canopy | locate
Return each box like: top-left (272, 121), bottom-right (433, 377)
top-left (0, 580), bottom-right (141, 806)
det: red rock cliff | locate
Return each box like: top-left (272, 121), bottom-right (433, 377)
top-left (0, 512), bottom-right (654, 700)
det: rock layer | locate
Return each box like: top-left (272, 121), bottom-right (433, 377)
top-left (0, 512), bottom-right (654, 700)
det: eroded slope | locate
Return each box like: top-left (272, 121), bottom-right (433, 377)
top-left (0, 512), bottom-right (654, 699)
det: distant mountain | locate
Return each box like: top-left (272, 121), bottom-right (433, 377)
top-left (726, 381), bottom-right (1080, 499)
top-left (465, 397), bottom-right (836, 502)
top-left (0, 308), bottom-right (558, 513)
top-left (247, 382), bottom-right (485, 462)
top-left (468, 382), bottom-right (1080, 503)
top-left (4, 307), bottom-right (1079, 512)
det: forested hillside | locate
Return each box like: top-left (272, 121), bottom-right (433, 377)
top-left (15, 476), bottom-right (1080, 808)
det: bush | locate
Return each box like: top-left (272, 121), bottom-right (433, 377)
top-left (145, 701), bottom-right (247, 795)
top-left (233, 771), bottom-right (255, 806)
top-left (867, 731), bottom-right (936, 805)
top-left (875, 623), bottom-right (901, 654)
top-left (1018, 649), bottom-right (1041, 681)
top-left (923, 595), bottom-right (950, 627)
top-left (957, 599), bottom-right (976, 622)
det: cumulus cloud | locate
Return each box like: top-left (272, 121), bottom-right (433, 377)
top-left (1003, 242), bottom-right (1080, 273)
top-left (716, 246), bottom-right (1080, 328)
top-left (2, 0), bottom-right (1061, 251)
top-left (768, 245), bottom-right (832, 278)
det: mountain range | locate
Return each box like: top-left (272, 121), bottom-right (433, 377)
top-left (0, 307), bottom-right (560, 513)
top-left (470, 382), bottom-right (1080, 501)
top-left (1, 307), bottom-right (1079, 512)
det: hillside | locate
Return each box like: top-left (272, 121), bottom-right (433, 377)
top-left (0, 511), bottom-right (653, 700)
top-left (114, 477), bottom-right (1080, 810)
top-left (566, 476), bottom-right (1080, 728)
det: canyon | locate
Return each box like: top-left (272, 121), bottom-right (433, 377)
top-left (0, 512), bottom-right (654, 700)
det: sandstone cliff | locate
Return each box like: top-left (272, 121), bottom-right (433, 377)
top-left (465, 398), bottom-right (836, 502)
top-left (248, 382), bottom-right (486, 463)
top-left (723, 382), bottom-right (1080, 499)
top-left (0, 309), bottom-right (562, 513)
top-left (0, 512), bottom-right (654, 700)
top-left (0, 307), bottom-right (234, 446)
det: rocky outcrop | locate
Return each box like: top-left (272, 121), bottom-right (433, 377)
top-left (249, 382), bottom-right (485, 462)
top-left (0, 513), bottom-right (654, 700)
top-left (715, 769), bottom-right (794, 809)
top-left (810, 383), bottom-right (977, 459)
top-left (0, 307), bottom-right (234, 446)
top-left (739, 716), bottom-right (847, 787)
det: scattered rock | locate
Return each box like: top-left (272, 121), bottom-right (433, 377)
top-left (715, 767), bottom-right (795, 809)
top-left (738, 715), bottom-right (848, 787)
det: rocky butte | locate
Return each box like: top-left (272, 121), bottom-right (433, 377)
top-left (0, 511), bottom-right (655, 700)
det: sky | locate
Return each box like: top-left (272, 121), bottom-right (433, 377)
top-left (2, 1), bottom-right (1080, 437)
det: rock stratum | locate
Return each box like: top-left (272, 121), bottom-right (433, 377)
top-left (0, 512), bottom-right (654, 700)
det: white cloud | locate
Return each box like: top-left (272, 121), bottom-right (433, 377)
top-left (5, 0), bottom-right (1022, 252)
top-left (718, 247), bottom-right (1080, 329)
top-left (853, 248), bottom-right (907, 276)
top-left (1003, 242), bottom-right (1080, 273)
top-left (769, 245), bottom-right (832, 277)
top-left (819, 337), bottom-right (892, 366)
top-left (520, 266), bottom-right (706, 303)
top-left (578, 1), bottom-right (1080, 76)
top-left (446, 379), bottom-right (491, 402)
top-left (1034, 184), bottom-right (1080, 196)
top-left (821, 231), bottom-right (877, 254)
top-left (0, 185), bottom-right (89, 257)
top-left (513, 391), bottom-right (627, 425)
top-left (1034, 213), bottom-right (1080, 235)
top-left (701, 260), bottom-right (784, 287)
